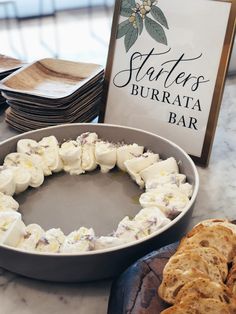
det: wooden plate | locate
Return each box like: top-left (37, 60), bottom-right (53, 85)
top-left (0, 58), bottom-right (103, 99)
top-left (1, 74), bottom-right (104, 105)
top-left (0, 54), bottom-right (24, 74)
top-left (5, 105), bottom-right (100, 131)
top-left (6, 84), bottom-right (102, 112)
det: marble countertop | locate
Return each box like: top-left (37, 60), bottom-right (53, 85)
top-left (0, 76), bottom-right (235, 314)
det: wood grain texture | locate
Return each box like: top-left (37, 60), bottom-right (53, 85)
top-left (1, 58), bottom-right (103, 98)
top-left (0, 54), bottom-right (23, 73)
top-left (108, 242), bottom-right (178, 314)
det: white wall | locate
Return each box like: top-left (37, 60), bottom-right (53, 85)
top-left (0, 0), bottom-right (114, 19)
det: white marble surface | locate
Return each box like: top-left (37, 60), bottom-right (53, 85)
top-left (190, 76), bottom-right (236, 228)
top-left (0, 76), bottom-right (235, 314)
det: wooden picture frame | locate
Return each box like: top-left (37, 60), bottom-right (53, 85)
top-left (99, 0), bottom-right (236, 166)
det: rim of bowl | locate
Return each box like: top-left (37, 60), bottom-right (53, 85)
top-left (0, 123), bottom-right (199, 257)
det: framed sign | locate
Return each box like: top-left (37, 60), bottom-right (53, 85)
top-left (99, 0), bottom-right (236, 165)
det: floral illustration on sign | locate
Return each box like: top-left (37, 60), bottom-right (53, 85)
top-left (117, 0), bottom-right (169, 52)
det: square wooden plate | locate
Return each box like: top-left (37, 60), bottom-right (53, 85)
top-left (0, 58), bottom-right (104, 99)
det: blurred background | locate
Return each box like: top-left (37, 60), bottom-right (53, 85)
top-left (0, 0), bottom-right (235, 71)
top-left (0, 0), bottom-right (115, 66)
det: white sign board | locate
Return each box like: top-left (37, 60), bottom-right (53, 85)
top-left (101, 0), bottom-right (236, 165)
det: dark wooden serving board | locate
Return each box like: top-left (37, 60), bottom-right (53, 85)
top-left (108, 242), bottom-right (178, 314)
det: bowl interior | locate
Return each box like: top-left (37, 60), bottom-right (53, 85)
top-left (15, 169), bottom-right (142, 236)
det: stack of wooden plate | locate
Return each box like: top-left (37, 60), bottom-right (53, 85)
top-left (0, 54), bottom-right (24, 111)
top-left (0, 58), bottom-right (104, 132)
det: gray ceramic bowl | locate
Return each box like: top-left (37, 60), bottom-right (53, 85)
top-left (0, 123), bottom-right (199, 282)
